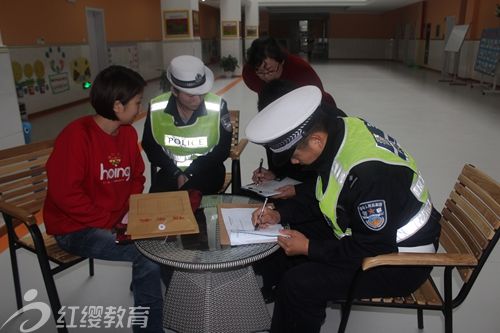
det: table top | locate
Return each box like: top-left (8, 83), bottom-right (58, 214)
top-left (135, 194), bottom-right (280, 270)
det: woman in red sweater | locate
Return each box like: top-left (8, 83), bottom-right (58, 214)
top-left (242, 36), bottom-right (336, 107)
top-left (43, 65), bottom-right (164, 333)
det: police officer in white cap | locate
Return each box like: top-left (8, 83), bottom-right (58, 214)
top-left (142, 55), bottom-right (232, 194)
top-left (245, 86), bottom-right (441, 333)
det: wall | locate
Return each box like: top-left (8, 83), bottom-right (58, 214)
top-left (0, 0), bottom-right (163, 115)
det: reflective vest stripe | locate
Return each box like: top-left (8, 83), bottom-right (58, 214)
top-left (151, 101), bottom-right (168, 112)
top-left (396, 198), bottom-right (432, 243)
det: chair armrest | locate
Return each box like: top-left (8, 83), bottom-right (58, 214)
top-left (230, 139), bottom-right (248, 160)
top-left (362, 253), bottom-right (478, 271)
top-left (0, 201), bottom-right (37, 226)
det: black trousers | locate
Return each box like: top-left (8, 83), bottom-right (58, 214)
top-left (149, 163), bottom-right (225, 195)
top-left (262, 219), bottom-right (436, 333)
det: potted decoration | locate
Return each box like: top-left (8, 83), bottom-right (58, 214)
top-left (220, 55), bottom-right (239, 78)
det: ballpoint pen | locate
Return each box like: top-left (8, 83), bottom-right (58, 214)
top-left (255, 197), bottom-right (268, 230)
top-left (258, 158), bottom-right (263, 173)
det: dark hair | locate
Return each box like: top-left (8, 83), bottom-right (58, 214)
top-left (257, 80), bottom-right (298, 111)
top-left (90, 65), bottom-right (146, 120)
top-left (246, 37), bottom-right (287, 68)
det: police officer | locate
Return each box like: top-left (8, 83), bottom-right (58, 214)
top-left (142, 55), bottom-right (232, 194)
top-left (245, 86), bottom-right (441, 333)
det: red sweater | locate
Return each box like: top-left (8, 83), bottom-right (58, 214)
top-left (242, 54), bottom-right (336, 106)
top-left (44, 116), bottom-right (145, 235)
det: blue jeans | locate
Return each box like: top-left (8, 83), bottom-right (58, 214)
top-left (55, 228), bottom-right (164, 333)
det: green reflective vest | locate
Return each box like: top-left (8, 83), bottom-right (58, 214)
top-left (316, 117), bottom-right (430, 240)
top-left (149, 92), bottom-right (221, 170)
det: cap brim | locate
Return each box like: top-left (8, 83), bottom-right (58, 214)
top-left (270, 145), bottom-right (296, 167)
top-left (167, 66), bottom-right (214, 95)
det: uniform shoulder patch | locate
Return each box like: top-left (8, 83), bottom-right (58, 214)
top-left (221, 113), bottom-right (233, 132)
top-left (357, 200), bottom-right (387, 231)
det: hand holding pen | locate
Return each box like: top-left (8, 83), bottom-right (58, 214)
top-left (252, 198), bottom-right (280, 230)
top-left (254, 197), bottom-right (268, 230)
top-left (252, 158), bottom-right (276, 184)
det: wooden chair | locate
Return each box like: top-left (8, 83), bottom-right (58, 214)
top-left (0, 139), bottom-right (94, 333)
top-left (336, 164), bottom-right (499, 333)
top-left (150, 110), bottom-right (248, 194)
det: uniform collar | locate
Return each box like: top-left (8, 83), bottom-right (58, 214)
top-left (313, 116), bottom-right (345, 185)
top-left (165, 94), bottom-right (207, 125)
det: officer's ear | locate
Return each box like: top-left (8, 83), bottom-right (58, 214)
top-left (308, 132), bottom-right (326, 153)
top-left (171, 87), bottom-right (179, 97)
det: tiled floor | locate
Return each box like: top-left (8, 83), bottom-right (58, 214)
top-left (1, 60), bottom-right (499, 332)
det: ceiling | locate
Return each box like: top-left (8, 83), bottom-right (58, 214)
top-left (200, 0), bottom-right (422, 13)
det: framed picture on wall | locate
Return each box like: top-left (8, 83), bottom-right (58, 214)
top-left (246, 26), bottom-right (258, 38)
top-left (222, 21), bottom-right (239, 38)
top-left (192, 10), bottom-right (200, 37)
top-left (164, 10), bottom-right (190, 38)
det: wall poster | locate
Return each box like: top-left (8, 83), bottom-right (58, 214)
top-left (222, 21), bottom-right (238, 37)
top-left (164, 10), bottom-right (190, 38)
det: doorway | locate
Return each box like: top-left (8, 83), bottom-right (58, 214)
top-left (86, 8), bottom-right (108, 79)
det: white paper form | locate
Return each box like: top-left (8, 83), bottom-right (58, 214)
top-left (241, 177), bottom-right (302, 197)
top-left (220, 207), bottom-right (284, 245)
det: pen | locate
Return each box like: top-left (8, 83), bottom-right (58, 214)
top-left (257, 158), bottom-right (264, 184)
top-left (255, 197), bottom-right (268, 230)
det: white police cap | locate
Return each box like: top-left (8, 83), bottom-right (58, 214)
top-left (245, 85), bottom-right (322, 165)
top-left (167, 55), bottom-right (214, 95)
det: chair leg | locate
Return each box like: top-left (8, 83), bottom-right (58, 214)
top-left (88, 258), bottom-right (94, 276)
top-left (8, 244), bottom-right (23, 310)
top-left (231, 159), bottom-right (242, 194)
top-left (444, 267), bottom-right (453, 333)
top-left (28, 225), bottom-right (68, 333)
top-left (338, 302), bottom-right (353, 333)
top-left (417, 309), bottom-right (424, 329)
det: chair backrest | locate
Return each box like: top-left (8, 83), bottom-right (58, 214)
top-left (0, 140), bottom-right (54, 231)
top-left (229, 110), bottom-right (241, 150)
top-left (439, 164), bottom-right (500, 304)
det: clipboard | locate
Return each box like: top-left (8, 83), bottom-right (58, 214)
top-left (127, 191), bottom-right (199, 240)
top-left (217, 203), bottom-right (283, 246)
top-left (217, 203), bottom-right (262, 245)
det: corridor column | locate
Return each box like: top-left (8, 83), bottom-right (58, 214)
top-left (244, 0), bottom-right (259, 54)
top-left (160, 0), bottom-right (201, 68)
top-left (220, 0), bottom-right (242, 75)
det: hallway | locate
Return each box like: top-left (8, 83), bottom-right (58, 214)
top-left (1, 60), bottom-right (499, 332)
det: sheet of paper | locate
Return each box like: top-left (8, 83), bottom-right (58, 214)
top-left (241, 177), bottom-right (302, 197)
top-left (220, 207), bottom-right (283, 245)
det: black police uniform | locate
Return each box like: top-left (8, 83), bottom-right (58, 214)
top-left (142, 94), bottom-right (232, 194)
top-left (268, 116), bottom-right (441, 333)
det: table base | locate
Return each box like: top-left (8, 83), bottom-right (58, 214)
top-left (163, 266), bottom-right (271, 333)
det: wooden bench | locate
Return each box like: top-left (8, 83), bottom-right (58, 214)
top-left (336, 164), bottom-right (500, 333)
top-left (0, 139), bottom-right (94, 333)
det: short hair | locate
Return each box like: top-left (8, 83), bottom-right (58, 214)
top-left (246, 37), bottom-right (287, 69)
top-left (257, 80), bottom-right (298, 111)
top-left (296, 108), bottom-right (329, 149)
top-left (90, 65), bottom-right (146, 120)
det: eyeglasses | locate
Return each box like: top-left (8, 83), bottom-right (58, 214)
top-left (255, 61), bottom-right (281, 76)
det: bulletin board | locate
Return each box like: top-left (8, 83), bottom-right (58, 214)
top-left (474, 28), bottom-right (500, 77)
top-left (444, 24), bottom-right (469, 53)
